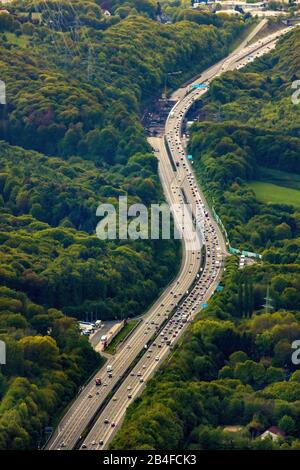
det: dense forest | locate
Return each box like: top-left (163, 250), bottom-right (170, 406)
top-left (190, 26), bottom-right (300, 283)
top-left (0, 142), bottom-right (180, 318)
top-left (111, 28), bottom-right (300, 449)
top-left (0, 2), bottom-right (246, 160)
top-left (0, 4), bottom-right (247, 318)
top-left (0, 285), bottom-right (102, 449)
top-left (0, 0), bottom-right (250, 450)
top-left (111, 258), bottom-right (300, 450)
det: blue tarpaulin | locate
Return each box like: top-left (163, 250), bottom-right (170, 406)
top-left (191, 84), bottom-right (209, 89)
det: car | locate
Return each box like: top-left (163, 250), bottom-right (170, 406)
top-left (81, 444), bottom-right (87, 449)
top-left (155, 356), bottom-right (159, 361)
top-left (112, 396), bottom-right (117, 401)
top-left (99, 440), bottom-right (104, 446)
top-left (111, 422), bottom-right (116, 428)
top-left (104, 418), bottom-right (109, 424)
top-left (140, 378), bottom-right (144, 383)
top-left (128, 394), bottom-right (132, 399)
top-left (91, 440), bottom-right (96, 446)
top-left (88, 394), bottom-right (93, 398)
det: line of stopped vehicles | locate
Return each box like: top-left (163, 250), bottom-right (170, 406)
top-left (77, 45), bottom-right (225, 450)
top-left (53, 23), bottom-right (296, 451)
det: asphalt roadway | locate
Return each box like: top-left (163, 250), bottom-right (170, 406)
top-left (46, 20), bottom-right (296, 451)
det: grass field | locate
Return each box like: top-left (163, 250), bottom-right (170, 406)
top-left (249, 167), bottom-right (300, 207)
top-left (258, 167), bottom-right (300, 191)
top-left (5, 33), bottom-right (30, 47)
top-left (105, 319), bottom-right (139, 355)
top-left (249, 181), bottom-right (300, 207)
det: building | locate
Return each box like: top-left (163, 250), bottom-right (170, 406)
top-left (282, 16), bottom-right (300, 25)
top-left (260, 426), bottom-right (285, 441)
top-left (216, 9), bottom-right (242, 15)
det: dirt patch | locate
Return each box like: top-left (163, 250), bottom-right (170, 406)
top-left (223, 426), bottom-right (243, 433)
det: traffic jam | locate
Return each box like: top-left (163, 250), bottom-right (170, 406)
top-left (80, 70), bottom-right (225, 450)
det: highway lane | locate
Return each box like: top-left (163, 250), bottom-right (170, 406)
top-left (82, 144), bottom-right (224, 448)
top-left (47, 21), bottom-right (297, 451)
top-left (47, 250), bottom-right (199, 449)
top-left (47, 168), bottom-right (202, 448)
top-left (169, 19), bottom-right (268, 104)
top-left (81, 22), bottom-right (297, 450)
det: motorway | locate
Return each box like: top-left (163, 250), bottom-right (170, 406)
top-left (46, 21), bottom-right (296, 451)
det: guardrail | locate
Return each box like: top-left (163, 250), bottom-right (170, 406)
top-left (164, 134), bottom-right (177, 172)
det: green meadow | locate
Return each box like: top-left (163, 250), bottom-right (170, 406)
top-left (249, 181), bottom-right (300, 207)
top-left (249, 168), bottom-right (300, 207)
